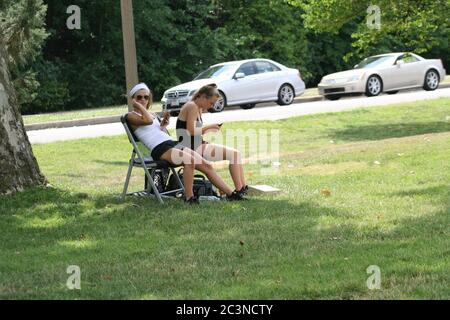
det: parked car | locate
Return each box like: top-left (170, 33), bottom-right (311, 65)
top-left (162, 58), bottom-right (305, 114)
top-left (318, 52), bottom-right (446, 100)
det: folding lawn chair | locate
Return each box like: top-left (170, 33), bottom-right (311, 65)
top-left (121, 113), bottom-right (185, 204)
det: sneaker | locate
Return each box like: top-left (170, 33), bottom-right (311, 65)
top-left (226, 190), bottom-right (247, 201)
top-left (184, 196), bottom-right (200, 204)
top-left (238, 185), bottom-right (249, 196)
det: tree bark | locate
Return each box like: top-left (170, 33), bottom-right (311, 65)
top-left (0, 41), bottom-right (46, 195)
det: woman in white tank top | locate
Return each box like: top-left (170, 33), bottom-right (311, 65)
top-left (126, 83), bottom-right (242, 203)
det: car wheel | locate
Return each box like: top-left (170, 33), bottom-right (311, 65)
top-left (208, 91), bottom-right (226, 113)
top-left (386, 90), bottom-right (399, 95)
top-left (325, 95), bottom-right (342, 101)
top-left (240, 103), bottom-right (255, 110)
top-left (365, 75), bottom-right (383, 97)
top-left (169, 111), bottom-right (179, 117)
top-left (277, 84), bottom-right (295, 105)
top-left (423, 69), bottom-right (440, 91)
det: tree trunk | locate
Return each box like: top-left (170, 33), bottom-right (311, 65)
top-left (0, 42), bottom-right (46, 195)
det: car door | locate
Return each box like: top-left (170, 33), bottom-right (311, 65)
top-left (226, 62), bottom-right (260, 104)
top-left (253, 61), bottom-right (283, 100)
top-left (391, 54), bottom-right (422, 89)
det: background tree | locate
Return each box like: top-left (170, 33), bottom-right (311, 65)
top-left (290, 0), bottom-right (450, 67)
top-left (12, 0), bottom-right (449, 115)
top-left (0, 0), bottom-right (47, 194)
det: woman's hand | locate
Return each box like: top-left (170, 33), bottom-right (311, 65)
top-left (132, 98), bottom-right (146, 110)
top-left (202, 123), bottom-right (221, 135)
top-left (131, 98), bottom-right (154, 125)
top-left (161, 112), bottom-right (170, 126)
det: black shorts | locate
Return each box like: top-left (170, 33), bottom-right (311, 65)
top-left (151, 140), bottom-right (182, 161)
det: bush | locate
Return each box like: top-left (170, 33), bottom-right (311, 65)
top-left (21, 59), bottom-right (70, 114)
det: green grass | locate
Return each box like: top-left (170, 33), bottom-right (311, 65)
top-left (1, 98), bottom-right (450, 299)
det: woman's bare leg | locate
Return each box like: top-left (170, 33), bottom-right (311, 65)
top-left (202, 143), bottom-right (246, 191)
top-left (184, 148), bottom-right (233, 195)
top-left (159, 148), bottom-right (195, 199)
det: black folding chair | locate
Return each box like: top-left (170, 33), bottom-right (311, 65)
top-left (121, 114), bottom-right (184, 204)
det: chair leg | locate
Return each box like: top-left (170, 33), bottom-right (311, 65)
top-left (144, 167), bottom-right (164, 204)
top-left (122, 162), bottom-right (134, 200)
top-left (171, 167), bottom-right (185, 193)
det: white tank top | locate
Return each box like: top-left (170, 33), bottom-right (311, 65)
top-left (132, 112), bottom-right (172, 150)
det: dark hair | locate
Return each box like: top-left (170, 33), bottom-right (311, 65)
top-left (193, 83), bottom-right (219, 100)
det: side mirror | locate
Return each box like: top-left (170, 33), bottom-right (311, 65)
top-left (234, 72), bottom-right (245, 79)
top-left (396, 60), bottom-right (404, 66)
top-left (354, 65), bottom-right (358, 69)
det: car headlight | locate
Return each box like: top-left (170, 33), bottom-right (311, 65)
top-left (189, 90), bottom-right (197, 96)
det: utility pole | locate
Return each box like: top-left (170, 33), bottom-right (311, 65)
top-left (120, 0), bottom-right (139, 110)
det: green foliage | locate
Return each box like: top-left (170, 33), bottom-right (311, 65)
top-left (215, 0), bottom-right (312, 81)
top-left (290, 0), bottom-right (450, 64)
top-left (20, 0), bottom-right (323, 114)
top-left (5, 0), bottom-right (449, 114)
top-left (21, 58), bottom-right (70, 113)
top-left (0, 0), bottom-right (48, 108)
top-left (0, 0), bottom-right (48, 67)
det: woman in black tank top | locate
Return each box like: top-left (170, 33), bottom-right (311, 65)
top-left (176, 84), bottom-right (248, 198)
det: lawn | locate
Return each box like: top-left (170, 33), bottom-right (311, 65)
top-left (1, 98), bottom-right (449, 299)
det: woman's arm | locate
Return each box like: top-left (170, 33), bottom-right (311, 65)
top-left (185, 103), bottom-right (200, 136)
top-left (127, 99), bottom-right (154, 126)
top-left (202, 124), bottom-right (221, 135)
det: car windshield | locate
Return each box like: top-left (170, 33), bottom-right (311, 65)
top-left (194, 64), bottom-right (236, 80)
top-left (355, 56), bottom-right (396, 69)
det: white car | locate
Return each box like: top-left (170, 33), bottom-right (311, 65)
top-left (318, 52), bottom-right (446, 100)
top-left (162, 58), bottom-right (305, 114)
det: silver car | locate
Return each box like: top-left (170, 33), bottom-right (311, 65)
top-left (318, 52), bottom-right (446, 100)
top-left (162, 58), bottom-right (305, 114)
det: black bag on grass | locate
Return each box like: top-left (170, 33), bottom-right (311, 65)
top-left (166, 168), bottom-right (219, 197)
top-left (145, 168), bottom-right (170, 194)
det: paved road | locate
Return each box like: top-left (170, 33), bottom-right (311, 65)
top-left (28, 87), bottom-right (450, 144)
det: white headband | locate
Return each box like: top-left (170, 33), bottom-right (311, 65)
top-left (129, 83), bottom-right (151, 97)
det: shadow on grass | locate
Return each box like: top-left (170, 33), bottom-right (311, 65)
top-left (0, 186), bottom-right (449, 299)
top-left (329, 122), bottom-right (450, 142)
top-left (390, 185), bottom-right (450, 199)
top-left (93, 160), bottom-right (129, 166)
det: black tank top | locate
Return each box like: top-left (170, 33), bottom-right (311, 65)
top-left (176, 116), bottom-right (203, 151)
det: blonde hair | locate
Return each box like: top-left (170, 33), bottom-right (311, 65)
top-left (193, 83), bottom-right (220, 100)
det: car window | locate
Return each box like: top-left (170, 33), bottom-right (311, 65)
top-left (194, 64), bottom-right (237, 80)
top-left (236, 62), bottom-right (256, 76)
top-left (399, 54), bottom-right (419, 64)
top-left (255, 61), bottom-right (281, 74)
top-left (355, 56), bottom-right (397, 69)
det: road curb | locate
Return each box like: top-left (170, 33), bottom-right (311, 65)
top-left (24, 95), bottom-right (324, 131)
top-left (23, 84), bottom-right (450, 131)
top-left (25, 115), bottom-right (122, 131)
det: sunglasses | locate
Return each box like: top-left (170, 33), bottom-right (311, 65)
top-left (136, 95), bottom-right (150, 101)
